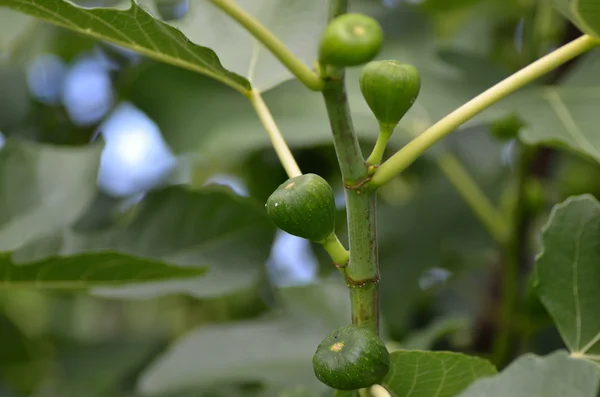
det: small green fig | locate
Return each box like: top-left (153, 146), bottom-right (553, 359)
top-left (265, 174), bottom-right (335, 243)
top-left (524, 178), bottom-right (545, 213)
top-left (359, 60), bottom-right (421, 132)
top-left (319, 13), bottom-right (383, 67)
top-left (490, 113), bottom-right (525, 141)
top-left (313, 324), bottom-right (390, 390)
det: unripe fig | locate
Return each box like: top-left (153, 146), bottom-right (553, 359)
top-left (313, 324), bottom-right (390, 390)
top-left (319, 13), bottom-right (383, 67)
top-left (524, 178), bottom-right (545, 213)
top-left (490, 113), bottom-right (525, 141)
top-left (359, 60), bottom-right (421, 132)
top-left (265, 174), bottom-right (335, 243)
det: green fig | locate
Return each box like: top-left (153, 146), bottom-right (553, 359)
top-left (360, 60), bottom-right (421, 132)
top-left (265, 174), bottom-right (335, 243)
top-left (313, 324), bottom-right (390, 390)
top-left (490, 113), bottom-right (525, 141)
top-left (319, 13), bottom-right (383, 67)
top-left (524, 178), bottom-right (545, 213)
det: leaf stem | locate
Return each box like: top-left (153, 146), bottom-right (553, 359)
top-left (322, 233), bottom-right (350, 267)
top-left (248, 90), bottom-right (302, 178)
top-left (370, 34), bottom-right (600, 188)
top-left (322, 0), bottom-right (379, 334)
top-left (209, 0), bottom-right (325, 91)
top-left (437, 152), bottom-right (509, 244)
top-left (366, 126), bottom-right (393, 165)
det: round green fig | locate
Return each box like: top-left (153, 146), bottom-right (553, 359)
top-left (319, 13), bottom-right (383, 67)
top-left (313, 324), bottom-right (390, 390)
top-left (524, 178), bottom-right (545, 213)
top-left (265, 174), bottom-right (335, 243)
top-left (490, 113), bottom-right (525, 141)
top-left (359, 60), bottom-right (421, 132)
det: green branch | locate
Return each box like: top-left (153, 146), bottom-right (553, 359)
top-left (322, 0), bottom-right (380, 335)
top-left (370, 34), bottom-right (600, 188)
top-left (322, 78), bottom-right (368, 184)
top-left (210, 0), bottom-right (325, 91)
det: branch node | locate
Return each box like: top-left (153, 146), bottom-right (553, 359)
top-left (344, 176), bottom-right (372, 191)
top-left (345, 274), bottom-right (380, 288)
top-left (335, 261), bottom-right (349, 269)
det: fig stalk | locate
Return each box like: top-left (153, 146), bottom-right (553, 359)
top-left (323, 233), bottom-right (350, 268)
top-left (366, 125), bottom-right (393, 166)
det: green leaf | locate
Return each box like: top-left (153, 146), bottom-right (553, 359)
top-left (149, 0), bottom-right (328, 93)
top-left (0, 252), bottom-right (206, 288)
top-left (553, 0), bottom-right (600, 37)
top-left (274, 278), bottom-right (351, 329)
top-left (0, 141), bottom-right (214, 288)
top-left (535, 194), bottom-right (600, 362)
top-left (138, 281), bottom-right (350, 395)
top-left (139, 319), bottom-right (326, 395)
top-left (381, 350), bottom-right (496, 397)
top-left (91, 186), bottom-right (274, 298)
top-left (491, 49), bottom-right (600, 164)
top-left (0, 140), bottom-right (102, 252)
top-left (0, 0), bottom-right (250, 93)
top-left (504, 85), bottom-right (600, 164)
top-left (57, 339), bottom-right (161, 393)
top-left (8, 186), bottom-right (274, 295)
top-left (128, 7), bottom-right (504, 157)
top-left (458, 351), bottom-right (599, 397)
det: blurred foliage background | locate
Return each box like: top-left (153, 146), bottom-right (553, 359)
top-left (1, 0), bottom-right (600, 396)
